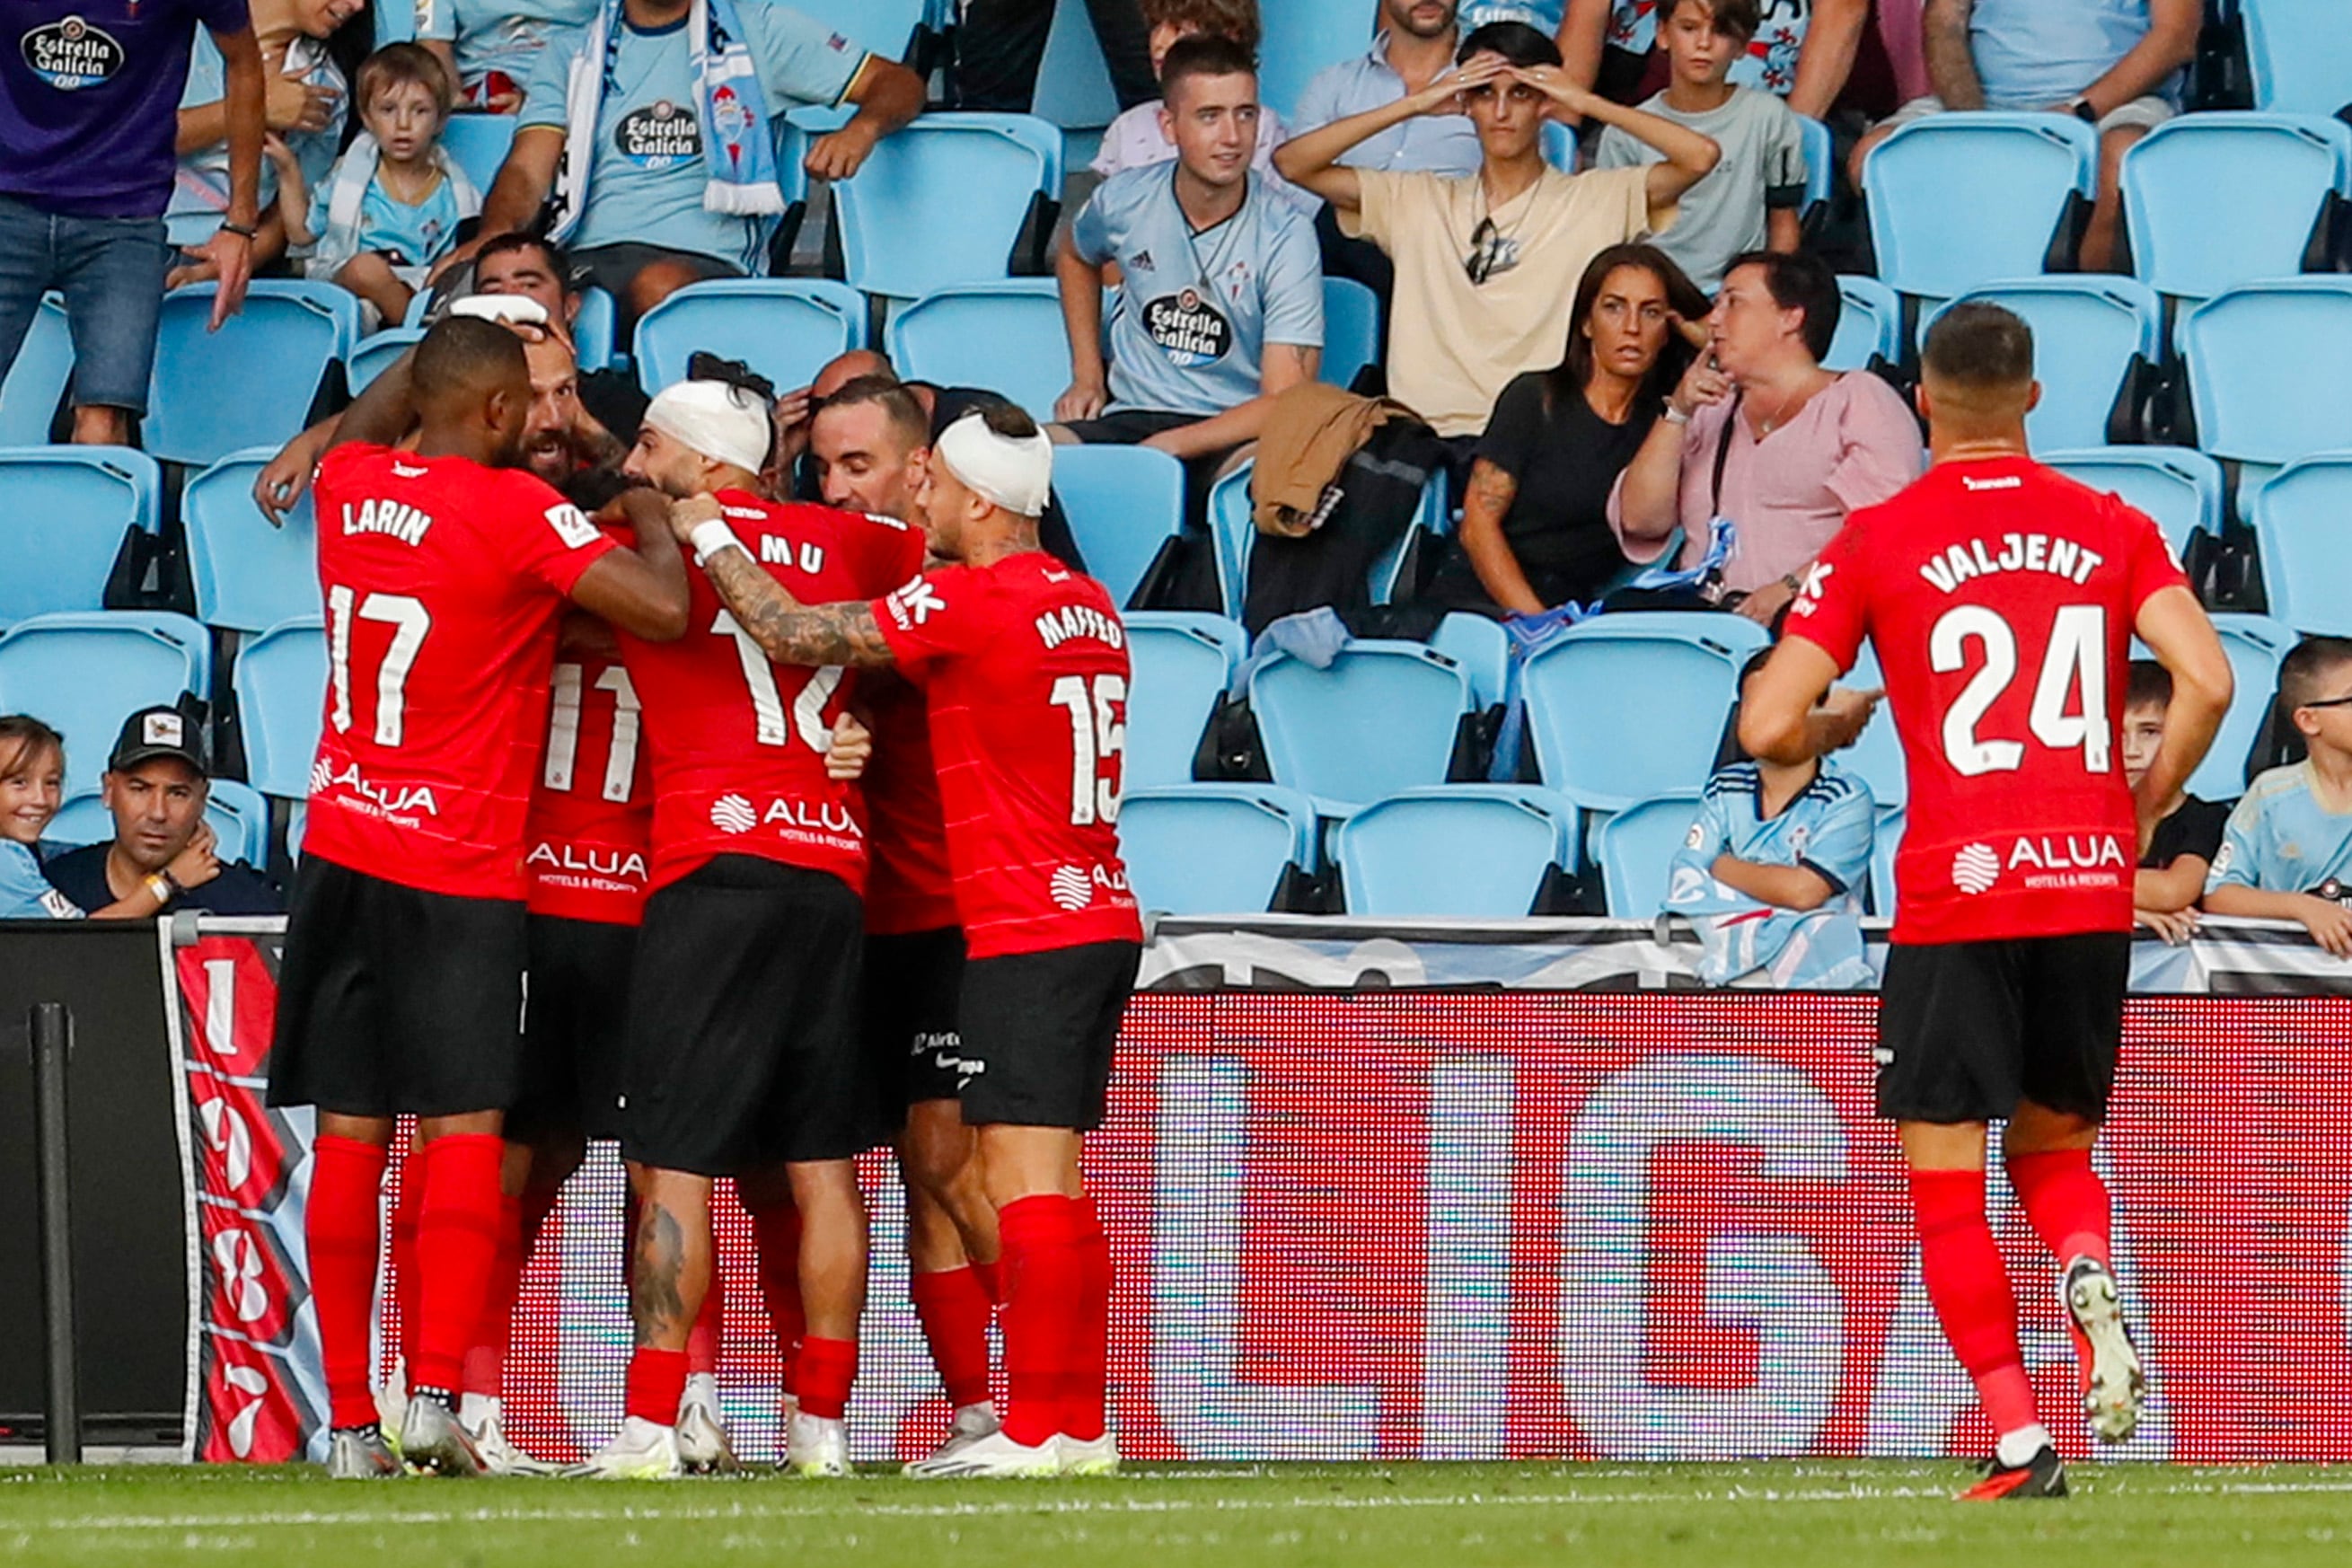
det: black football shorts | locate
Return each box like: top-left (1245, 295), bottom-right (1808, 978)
top-left (509, 912), bottom-right (637, 1141)
top-left (957, 939), bottom-right (1141, 1132)
top-left (864, 926), bottom-right (972, 1114)
top-left (1875, 932), bottom-right (2131, 1123)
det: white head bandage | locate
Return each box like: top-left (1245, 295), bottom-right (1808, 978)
top-left (645, 378), bottom-right (775, 475)
top-left (934, 410), bottom-right (1053, 517)
top-left (450, 293), bottom-right (550, 328)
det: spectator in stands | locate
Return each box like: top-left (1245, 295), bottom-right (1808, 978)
top-left (444, 0), bottom-right (924, 323)
top-left (1053, 36), bottom-right (1322, 477)
top-left (1610, 249), bottom-right (1920, 623)
top-left (279, 43), bottom-right (480, 328)
top-left (1853, 0), bottom-right (2200, 272)
top-left (1426, 242), bottom-right (1706, 616)
top-left (1559, 0), bottom-right (1870, 118)
top-left (167, 0), bottom-right (359, 292)
top-left (1277, 20), bottom-right (1717, 459)
top-left (0, 714), bottom-right (225, 920)
top-left (958, 0), bottom-right (1156, 115)
top-left (0, 0), bottom-right (262, 446)
top-left (41, 708), bottom-right (282, 916)
top-left (2124, 658), bottom-right (2227, 946)
top-left (1091, 0), bottom-right (1295, 200)
top-left (2205, 638), bottom-right (2352, 956)
top-left (418, 0), bottom-right (598, 111)
top-left (1593, 0), bottom-right (1805, 292)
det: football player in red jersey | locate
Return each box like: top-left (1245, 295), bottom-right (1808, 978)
top-left (1741, 304), bottom-right (2233, 1501)
top-left (267, 317), bottom-right (691, 1480)
top-left (569, 375), bottom-right (926, 1480)
top-left (674, 401), bottom-right (1143, 1478)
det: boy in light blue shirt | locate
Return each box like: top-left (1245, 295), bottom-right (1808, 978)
top-left (2205, 636), bottom-right (2352, 956)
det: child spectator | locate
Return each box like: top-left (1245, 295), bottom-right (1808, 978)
top-left (0, 716), bottom-right (218, 920)
top-left (1593, 0), bottom-right (1805, 292)
top-left (1090, 1), bottom-right (1299, 202)
top-left (2205, 637), bottom-right (2352, 957)
top-left (2122, 658), bottom-right (2228, 945)
top-left (285, 44), bottom-right (482, 328)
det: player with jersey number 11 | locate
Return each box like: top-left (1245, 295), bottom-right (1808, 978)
top-left (1741, 303), bottom-right (2233, 1502)
top-left (674, 400), bottom-right (1143, 1477)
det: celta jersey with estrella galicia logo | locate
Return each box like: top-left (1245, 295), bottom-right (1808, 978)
top-left (1786, 454), bottom-right (2187, 944)
top-left (617, 492), bottom-right (922, 894)
top-left (304, 444), bottom-right (617, 902)
top-left (870, 551), bottom-right (1142, 958)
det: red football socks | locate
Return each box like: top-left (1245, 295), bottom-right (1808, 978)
top-left (797, 1335), bottom-right (858, 1422)
top-left (1909, 1166), bottom-right (2040, 1440)
top-left (998, 1194), bottom-right (1087, 1447)
top-left (745, 1199), bottom-right (805, 1397)
top-left (625, 1346), bottom-right (689, 1426)
top-left (308, 1135), bottom-right (389, 1431)
top-left (410, 1133), bottom-right (506, 1395)
top-left (462, 1194), bottom-right (524, 1398)
top-left (390, 1157), bottom-right (424, 1369)
top-left (2005, 1148), bottom-right (2113, 1271)
top-left (911, 1265), bottom-right (995, 1410)
top-left (687, 1264), bottom-right (724, 1377)
top-left (973, 1257), bottom-right (1003, 1306)
top-left (1069, 1194), bottom-right (1112, 1443)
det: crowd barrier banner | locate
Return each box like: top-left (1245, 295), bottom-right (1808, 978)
top-left (163, 918), bottom-right (2352, 1466)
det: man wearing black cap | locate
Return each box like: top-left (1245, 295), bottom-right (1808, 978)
top-left (41, 706), bottom-right (282, 917)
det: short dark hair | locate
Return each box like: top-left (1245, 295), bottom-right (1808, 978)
top-left (1160, 32), bottom-right (1257, 97)
top-left (1723, 249), bottom-right (1843, 362)
top-left (2127, 659), bottom-right (2173, 712)
top-left (1922, 302), bottom-right (2037, 394)
top-left (2282, 636), bottom-right (2352, 712)
top-left (0, 713), bottom-right (64, 784)
top-left (473, 231), bottom-right (575, 288)
top-left (1660, 0), bottom-right (1761, 40)
top-left (972, 398), bottom-right (1041, 441)
top-left (1457, 20), bottom-right (1562, 69)
top-left (354, 42), bottom-right (454, 119)
top-left (815, 373), bottom-right (930, 452)
top-left (412, 315), bottom-right (529, 411)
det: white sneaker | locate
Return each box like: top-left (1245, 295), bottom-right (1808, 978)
top-left (1059, 1431), bottom-right (1120, 1476)
top-left (903, 1426), bottom-right (1063, 1479)
top-left (675, 1391), bottom-right (740, 1476)
top-left (375, 1361), bottom-right (410, 1458)
top-left (785, 1410), bottom-right (850, 1477)
top-left (2065, 1257), bottom-right (2145, 1445)
top-left (468, 1405), bottom-right (552, 1477)
top-left (566, 1416), bottom-right (683, 1480)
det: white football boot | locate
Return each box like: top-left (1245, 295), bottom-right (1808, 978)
top-left (903, 1426), bottom-right (1063, 1479)
top-left (399, 1393), bottom-right (487, 1477)
top-left (784, 1409), bottom-right (850, 1477)
top-left (2064, 1257), bottom-right (2145, 1445)
top-left (675, 1374), bottom-right (741, 1475)
top-left (566, 1415), bottom-right (684, 1480)
top-left (1059, 1431), bottom-right (1121, 1476)
top-left (324, 1426), bottom-right (403, 1480)
top-left (902, 1401), bottom-right (1000, 1475)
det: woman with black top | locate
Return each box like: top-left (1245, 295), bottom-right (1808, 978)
top-left (1428, 242), bottom-right (1710, 617)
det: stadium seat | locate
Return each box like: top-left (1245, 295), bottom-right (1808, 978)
top-left (1032, 0), bottom-right (1119, 128)
top-left (1258, 0), bottom-right (1375, 120)
top-left (286, 798), bottom-right (307, 860)
top-left (1322, 277), bottom-right (1380, 392)
top-left (831, 114), bottom-right (1061, 300)
top-left (1839, 643), bottom-right (1907, 809)
top-left (885, 279), bottom-right (1066, 420)
top-left (572, 286), bottom-right (619, 374)
top-left (41, 778), bottom-right (267, 865)
top-left (1863, 113), bottom-right (2097, 301)
top-left (145, 282), bottom-right (359, 468)
top-left (1050, 445), bottom-right (1185, 610)
top-left (2204, 613), bottom-right (2298, 798)
top-left (184, 448), bottom-right (322, 634)
top-left (1927, 277), bottom-right (2163, 449)
top-left (437, 112), bottom-right (517, 194)
top-left (1799, 114), bottom-right (1834, 229)
top-left (348, 328), bottom-right (423, 393)
top-left (0, 445), bottom-right (161, 626)
top-left (1209, 461), bottom-right (1447, 619)
top-left (1593, 793), bottom-right (1705, 920)
top-left (1825, 275), bottom-right (1902, 373)
top-left (0, 295), bottom-right (70, 445)
top-left (1870, 804), bottom-right (1905, 917)
top-left (1430, 613), bottom-right (1510, 713)
top-left (633, 278), bottom-right (867, 397)
top-left (1118, 783), bottom-right (1317, 915)
top-left (1520, 612), bottom-right (1769, 815)
top-left (232, 617), bottom-right (325, 799)
top-left (1247, 640), bottom-right (1471, 808)
top-left (2180, 278), bottom-right (2352, 489)
top-left (2044, 445), bottom-right (2226, 557)
top-left (0, 612), bottom-right (211, 793)
top-left (2254, 456), bottom-right (2352, 637)
top-left (2244, 0), bottom-right (2352, 115)
top-left (2119, 113), bottom-right (2352, 305)
top-left (1125, 612), bottom-right (1245, 788)
top-left (1335, 786), bottom-right (1578, 917)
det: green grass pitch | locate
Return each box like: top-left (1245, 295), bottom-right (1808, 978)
top-left (4, 1462), bottom-right (2349, 1566)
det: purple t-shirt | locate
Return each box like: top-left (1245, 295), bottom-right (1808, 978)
top-left (0, 0), bottom-right (251, 217)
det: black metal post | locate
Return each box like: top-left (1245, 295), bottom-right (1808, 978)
top-left (30, 1001), bottom-right (80, 1465)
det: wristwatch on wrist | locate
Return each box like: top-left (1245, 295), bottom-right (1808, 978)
top-left (2068, 97), bottom-right (2100, 125)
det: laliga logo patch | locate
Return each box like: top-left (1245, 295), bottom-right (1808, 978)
top-left (22, 16), bottom-right (125, 92)
top-left (614, 99), bottom-right (700, 168)
top-left (1144, 288), bottom-right (1233, 367)
top-left (1952, 842), bottom-right (2001, 895)
top-left (709, 794), bottom-right (758, 834)
top-left (1049, 865), bottom-right (1095, 912)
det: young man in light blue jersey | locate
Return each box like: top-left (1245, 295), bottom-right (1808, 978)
top-left (1052, 33), bottom-right (1322, 480)
top-left (2205, 636), bottom-right (2352, 958)
top-left (417, 0), bottom-right (599, 111)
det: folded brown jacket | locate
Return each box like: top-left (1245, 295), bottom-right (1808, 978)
top-left (1249, 381), bottom-right (1422, 538)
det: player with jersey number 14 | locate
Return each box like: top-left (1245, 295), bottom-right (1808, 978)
top-left (1741, 304), bottom-right (2233, 1502)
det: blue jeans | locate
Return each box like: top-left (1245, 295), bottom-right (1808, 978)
top-left (0, 193), bottom-right (170, 413)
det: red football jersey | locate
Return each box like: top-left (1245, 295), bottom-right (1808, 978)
top-left (871, 551), bottom-right (1143, 958)
top-left (524, 624), bottom-right (653, 926)
top-left (1786, 455), bottom-right (2189, 944)
top-left (621, 492), bottom-right (924, 894)
top-left (860, 667), bottom-right (960, 936)
top-left (305, 445), bottom-right (616, 901)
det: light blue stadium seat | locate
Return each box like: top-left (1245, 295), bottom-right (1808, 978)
top-left (404, 285), bottom-right (620, 371)
top-left (1541, 119), bottom-right (1574, 173)
top-left (46, 779), bottom-right (269, 865)
top-left (634, 278), bottom-right (866, 396)
top-left (1125, 612), bottom-right (1245, 787)
top-left (1336, 785), bottom-right (1578, 917)
top-left (1520, 612), bottom-right (1769, 815)
top-left (1927, 277), bottom-right (2163, 450)
top-left (0, 612), bottom-right (211, 793)
top-left (185, 448), bottom-right (322, 634)
top-left (2204, 614), bottom-right (2297, 799)
top-left (0, 445), bottom-right (161, 626)
top-left (1118, 784), bottom-right (1317, 915)
top-left (1430, 613), bottom-right (1510, 712)
top-left (438, 113), bottom-right (517, 193)
top-left (0, 295), bottom-right (70, 445)
top-left (885, 280), bottom-right (1066, 420)
top-left (1594, 793), bottom-right (1705, 919)
top-left (787, 0), bottom-right (928, 59)
top-left (831, 114), bottom-right (1061, 299)
top-left (1800, 113), bottom-right (1834, 226)
top-left (233, 617), bottom-right (326, 799)
top-left (2120, 113), bottom-right (2352, 305)
top-left (1247, 641), bottom-right (1471, 808)
top-left (1032, 0), bottom-right (1119, 128)
top-left (146, 282), bottom-right (360, 468)
top-left (2044, 445), bottom-right (2226, 557)
top-left (1870, 804), bottom-right (1904, 917)
top-left (1051, 445), bottom-right (1184, 610)
top-left (1825, 275), bottom-right (1902, 373)
top-left (1321, 277), bottom-right (1379, 392)
top-left (2244, 0), bottom-right (2352, 115)
top-left (2253, 455), bottom-right (2352, 638)
top-left (1839, 643), bottom-right (1907, 808)
top-left (348, 328), bottom-right (424, 393)
top-left (1208, 459), bottom-right (1446, 619)
top-left (1259, 0), bottom-right (1375, 120)
top-left (2181, 278), bottom-right (2352, 490)
top-left (1863, 113), bottom-right (2097, 301)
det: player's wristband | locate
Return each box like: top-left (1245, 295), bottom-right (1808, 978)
top-left (690, 518), bottom-right (747, 565)
top-left (218, 221), bottom-right (260, 241)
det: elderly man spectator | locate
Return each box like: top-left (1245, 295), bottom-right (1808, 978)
top-left (1609, 248), bottom-right (1921, 624)
top-left (42, 708), bottom-right (281, 916)
top-left (1852, 0), bottom-right (2199, 272)
top-left (416, 0), bottom-right (599, 112)
top-left (1558, 0), bottom-right (1871, 118)
top-left (0, 0), bottom-right (262, 445)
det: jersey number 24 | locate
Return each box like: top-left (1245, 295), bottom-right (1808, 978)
top-left (1931, 603), bottom-right (2110, 776)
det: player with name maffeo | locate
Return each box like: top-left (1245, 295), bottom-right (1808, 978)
top-left (1741, 303), bottom-right (2233, 1502)
top-left (674, 400), bottom-right (1142, 1478)
top-left (265, 315), bottom-right (692, 1481)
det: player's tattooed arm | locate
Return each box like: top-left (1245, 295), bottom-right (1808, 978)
top-left (701, 545), bottom-right (898, 668)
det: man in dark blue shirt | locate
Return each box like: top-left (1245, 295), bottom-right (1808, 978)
top-left (43, 706), bottom-right (281, 915)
